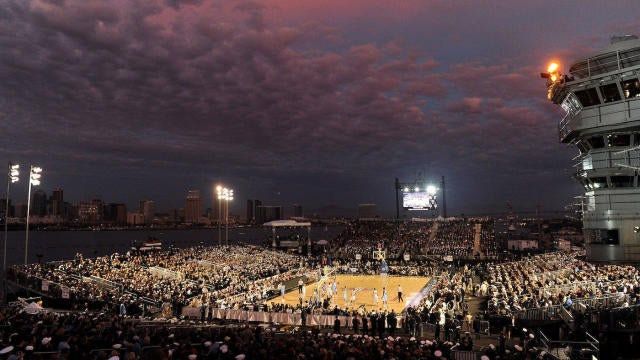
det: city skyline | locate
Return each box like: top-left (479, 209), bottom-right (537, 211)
top-left (2, 185), bottom-right (316, 222)
top-left (3, 1), bottom-right (640, 216)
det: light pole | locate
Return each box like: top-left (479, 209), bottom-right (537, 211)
top-left (24, 165), bottom-right (42, 265)
top-left (216, 185), bottom-right (222, 246)
top-left (224, 188), bottom-right (233, 245)
top-left (3, 163), bottom-right (19, 303)
top-left (216, 187), bottom-right (233, 245)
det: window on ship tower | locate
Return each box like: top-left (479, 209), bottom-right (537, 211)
top-left (610, 176), bottom-right (634, 188)
top-left (574, 88), bottom-right (600, 107)
top-left (589, 177), bottom-right (608, 189)
top-left (587, 136), bottom-right (605, 149)
top-left (607, 134), bottom-right (630, 147)
top-left (599, 83), bottom-right (622, 103)
top-left (622, 78), bottom-right (640, 98)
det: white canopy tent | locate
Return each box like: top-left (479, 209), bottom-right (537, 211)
top-left (263, 220), bottom-right (312, 254)
top-left (263, 220), bottom-right (311, 227)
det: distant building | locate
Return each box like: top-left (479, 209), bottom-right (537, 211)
top-left (31, 189), bottom-right (47, 217)
top-left (77, 201), bottom-right (92, 223)
top-left (78, 199), bottom-right (103, 224)
top-left (66, 203), bottom-right (78, 222)
top-left (154, 213), bottom-right (170, 225)
top-left (92, 198), bottom-right (104, 222)
top-left (127, 212), bottom-right (145, 226)
top-left (104, 203), bottom-right (127, 225)
top-left (138, 200), bottom-right (155, 224)
top-left (256, 205), bottom-right (282, 224)
top-left (185, 190), bottom-right (202, 224)
top-left (50, 189), bottom-right (64, 217)
top-left (358, 204), bottom-right (377, 219)
top-left (14, 203), bottom-right (27, 219)
top-left (168, 208), bottom-right (183, 223)
top-left (246, 199), bottom-right (254, 224)
top-left (292, 204), bottom-right (303, 218)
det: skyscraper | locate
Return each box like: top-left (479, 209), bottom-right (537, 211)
top-left (254, 199), bottom-right (262, 218)
top-left (168, 208), bottom-right (182, 223)
top-left (255, 205), bottom-right (282, 224)
top-left (14, 203), bottom-right (27, 219)
top-left (104, 203), bottom-right (127, 225)
top-left (246, 199), bottom-right (254, 224)
top-left (138, 200), bottom-right (155, 224)
top-left (31, 189), bottom-right (47, 217)
top-left (50, 189), bottom-right (64, 217)
top-left (77, 198), bottom-right (104, 223)
top-left (185, 190), bottom-right (202, 224)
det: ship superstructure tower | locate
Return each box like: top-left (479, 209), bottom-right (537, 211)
top-left (544, 35), bottom-right (640, 263)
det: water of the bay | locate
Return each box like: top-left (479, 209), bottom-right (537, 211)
top-left (2, 226), bottom-right (344, 265)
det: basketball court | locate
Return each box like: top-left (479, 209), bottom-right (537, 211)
top-left (270, 274), bottom-right (431, 314)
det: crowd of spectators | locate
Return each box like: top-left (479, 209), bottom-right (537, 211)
top-left (329, 219), bottom-right (497, 263)
top-left (0, 303), bottom-right (535, 360)
top-left (482, 251), bottom-right (640, 318)
top-left (7, 219), bottom-right (640, 359)
top-left (8, 246), bottom-right (303, 318)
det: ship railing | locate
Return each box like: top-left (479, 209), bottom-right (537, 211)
top-left (559, 109), bottom-right (579, 141)
top-left (560, 95), bottom-right (640, 142)
top-left (85, 275), bottom-right (123, 291)
top-left (528, 259), bottom-right (571, 274)
top-left (540, 279), bottom-right (620, 296)
top-left (573, 149), bottom-right (640, 171)
top-left (139, 296), bottom-right (162, 310)
top-left (513, 294), bottom-right (629, 321)
top-left (573, 47), bottom-right (640, 79)
top-left (537, 329), bottom-right (600, 360)
top-left (210, 268), bottom-right (307, 305)
top-left (572, 293), bottom-right (629, 310)
top-left (608, 303), bottom-right (640, 330)
top-left (513, 305), bottom-right (563, 320)
top-left (6, 269), bottom-right (76, 299)
top-left (148, 266), bottom-right (183, 280)
top-left (538, 268), bottom-right (573, 282)
top-left (559, 306), bottom-right (574, 329)
top-left (122, 290), bottom-right (162, 309)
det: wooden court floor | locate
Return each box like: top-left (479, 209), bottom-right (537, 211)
top-left (269, 274), bottom-right (430, 313)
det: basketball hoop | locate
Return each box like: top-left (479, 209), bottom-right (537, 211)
top-left (372, 249), bottom-right (386, 261)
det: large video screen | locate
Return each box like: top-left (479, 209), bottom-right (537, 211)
top-left (402, 191), bottom-right (437, 210)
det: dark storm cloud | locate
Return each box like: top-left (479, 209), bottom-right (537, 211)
top-left (3, 1), bottom-right (437, 160)
top-left (0, 0), bottom-right (449, 209)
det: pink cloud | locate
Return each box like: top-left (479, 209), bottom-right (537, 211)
top-left (445, 97), bottom-right (483, 113)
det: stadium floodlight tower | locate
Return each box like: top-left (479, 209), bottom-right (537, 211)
top-left (543, 35), bottom-right (640, 262)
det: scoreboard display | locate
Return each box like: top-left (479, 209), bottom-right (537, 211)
top-left (402, 191), bottom-right (437, 211)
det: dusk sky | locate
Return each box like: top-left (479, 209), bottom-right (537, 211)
top-left (2, 0), bottom-right (640, 217)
